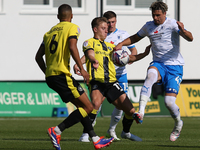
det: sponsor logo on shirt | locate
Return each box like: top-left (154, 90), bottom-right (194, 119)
top-left (83, 41), bottom-right (88, 47)
top-left (92, 84), bottom-right (98, 90)
top-left (78, 86), bottom-right (83, 92)
top-left (154, 30), bottom-right (158, 33)
top-left (77, 27), bottom-right (81, 34)
top-left (83, 41), bottom-right (91, 49)
top-left (108, 47), bottom-right (112, 51)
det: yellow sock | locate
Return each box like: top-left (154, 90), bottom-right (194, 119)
top-left (125, 113), bottom-right (133, 120)
top-left (91, 109), bottom-right (98, 115)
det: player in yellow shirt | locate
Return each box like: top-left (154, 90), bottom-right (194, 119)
top-left (35, 4), bottom-right (114, 150)
top-left (83, 37), bottom-right (116, 83)
top-left (78, 17), bottom-right (151, 141)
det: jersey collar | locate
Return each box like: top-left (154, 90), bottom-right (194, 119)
top-left (114, 28), bottom-right (118, 33)
top-left (93, 37), bottom-right (104, 42)
top-left (153, 17), bottom-right (167, 26)
top-left (107, 28), bottom-right (118, 36)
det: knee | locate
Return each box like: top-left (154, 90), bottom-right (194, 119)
top-left (164, 99), bottom-right (174, 108)
top-left (88, 104), bottom-right (94, 113)
top-left (145, 68), bottom-right (158, 83)
top-left (84, 102), bottom-right (94, 114)
top-left (125, 108), bottom-right (135, 116)
top-left (130, 108), bottom-right (135, 115)
top-left (92, 100), bottom-right (102, 110)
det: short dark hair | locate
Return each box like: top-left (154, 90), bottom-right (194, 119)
top-left (150, 1), bottom-right (168, 13)
top-left (91, 17), bottom-right (108, 29)
top-left (103, 11), bottom-right (116, 19)
top-left (58, 4), bottom-right (72, 14)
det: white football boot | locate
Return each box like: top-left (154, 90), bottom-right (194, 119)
top-left (121, 131), bottom-right (142, 141)
top-left (170, 120), bottom-right (183, 141)
top-left (79, 133), bottom-right (90, 142)
top-left (106, 130), bottom-right (120, 141)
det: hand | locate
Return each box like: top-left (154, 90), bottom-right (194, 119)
top-left (177, 21), bottom-right (184, 32)
top-left (92, 59), bottom-right (99, 71)
top-left (113, 42), bottom-right (123, 51)
top-left (73, 64), bottom-right (82, 76)
top-left (128, 61), bottom-right (133, 65)
top-left (80, 69), bottom-right (90, 85)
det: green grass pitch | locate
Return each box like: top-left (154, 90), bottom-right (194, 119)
top-left (0, 117), bottom-right (200, 150)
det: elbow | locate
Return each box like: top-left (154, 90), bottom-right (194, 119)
top-left (187, 33), bottom-right (194, 42)
top-left (35, 54), bottom-right (40, 63)
top-left (35, 54), bottom-right (41, 65)
top-left (189, 37), bottom-right (193, 42)
top-left (187, 38), bottom-right (193, 42)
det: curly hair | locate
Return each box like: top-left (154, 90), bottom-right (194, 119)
top-left (150, 1), bottom-right (168, 13)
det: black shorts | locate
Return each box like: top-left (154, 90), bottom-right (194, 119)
top-left (46, 74), bottom-right (85, 103)
top-left (89, 80), bottom-right (125, 103)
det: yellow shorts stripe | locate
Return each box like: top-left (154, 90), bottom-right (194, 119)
top-left (65, 76), bottom-right (81, 99)
top-left (78, 107), bottom-right (88, 118)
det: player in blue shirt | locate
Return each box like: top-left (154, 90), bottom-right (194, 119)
top-left (115, 1), bottom-right (193, 142)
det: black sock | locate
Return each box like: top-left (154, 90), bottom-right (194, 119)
top-left (88, 112), bottom-right (97, 123)
top-left (122, 115), bottom-right (134, 133)
top-left (83, 112), bottom-right (97, 133)
top-left (81, 116), bottom-right (96, 137)
top-left (58, 109), bottom-right (83, 132)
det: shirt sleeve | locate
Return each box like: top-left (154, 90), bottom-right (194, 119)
top-left (83, 39), bottom-right (94, 54)
top-left (137, 23), bottom-right (148, 38)
top-left (171, 19), bottom-right (180, 34)
top-left (69, 24), bottom-right (81, 40)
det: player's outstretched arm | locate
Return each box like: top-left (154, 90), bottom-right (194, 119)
top-left (114, 33), bottom-right (142, 51)
top-left (128, 44), bottom-right (151, 63)
top-left (35, 44), bottom-right (46, 74)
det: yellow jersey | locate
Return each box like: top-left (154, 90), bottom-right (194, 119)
top-left (43, 22), bottom-right (80, 77)
top-left (83, 38), bottom-right (117, 83)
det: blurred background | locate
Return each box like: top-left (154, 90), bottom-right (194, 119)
top-left (0, 0), bottom-right (199, 117)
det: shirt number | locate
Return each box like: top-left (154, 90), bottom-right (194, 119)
top-left (113, 82), bottom-right (123, 91)
top-left (49, 34), bottom-right (58, 54)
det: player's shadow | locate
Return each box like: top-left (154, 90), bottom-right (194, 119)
top-left (2, 138), bottom-right (79, 142)
top-left (157, 145), bottom-right (200, 149)
top-left (2, 138), bottom-right (50, 141)
top-left (0, 149), bottom-right (47, 150)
